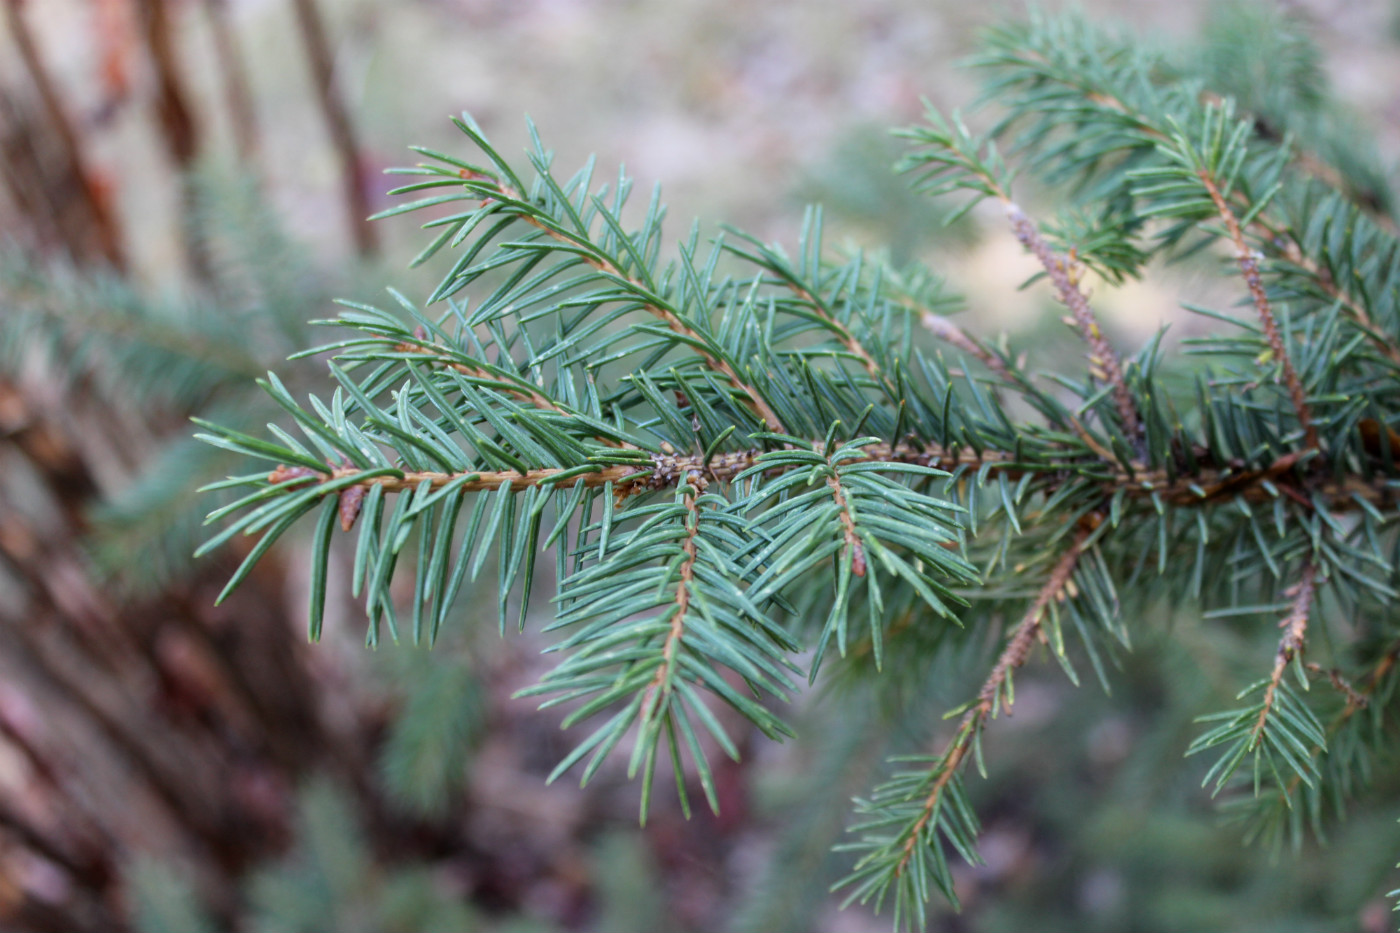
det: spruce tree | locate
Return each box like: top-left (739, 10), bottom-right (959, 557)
top-left (200, 9), bottom-right (1400, 928)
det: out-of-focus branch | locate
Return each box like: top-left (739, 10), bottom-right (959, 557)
top-left (1, 0), bottom-right (126, 269)
top-left (132, 0), bottom-right (212, 282)
top-left (290, 0), bottom-right (378, 256)
top-left (201, 0), bottom-right (261, 165)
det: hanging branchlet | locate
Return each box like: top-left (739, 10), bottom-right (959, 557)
top-left (1253, 561), bottom-right (1319, 745)
top-left (920, 525), bottom-right (1087, 816)
top-left (1188, 561), bottom-right (1327, 797)
top-left (837, 525), bottom-right (1092, 924)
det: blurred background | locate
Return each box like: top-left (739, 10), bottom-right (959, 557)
top-left (2, 1), bottom-right (1400, 931)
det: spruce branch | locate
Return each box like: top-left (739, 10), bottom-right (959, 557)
top-left (189, 16), bottom-right (1400, 925)
top-left (1220, 613), bottom-right (1397, 853)
top-left (908, 523), bottom-right (1089, 848)
top-left (976, 14), bottom-right (1400, 369)
top-left (720, 217), bottom-right (885, 384)
top-left (918, 311), bottom-right (1017, 386)
top-left (521, 476), bottom-right (799, 821)
top-left (826, 469), bottom-right (868, 578)
top-left (250, 444), bottom-right (1397, 511)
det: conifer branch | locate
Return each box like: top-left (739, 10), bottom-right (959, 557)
top-left (1227, 596), bottom-right (1389, 843)
top-left (188, 23), bottom-right (1400, 922)
top-left (898, 114), bottom-right (1140, 436)
top-left (916, 307), bottom-right (1081, 441)
top-left (387, 335), bottom-right (637, 449)
top-left (391, 339), bottom-right (570, 416)
top-left (1304, 663), bottom-right (1367, 711)
top-left (1262, 225), bottom-right (1400, 367)
top-left (786, 282), bottom-right (882, 382)
top-left (1188, 560), bottom-right (1328, 797)
top-left (980, 21), bottom-right (1400, 369)
top-left (1199, 172), bottom-right (1318, 449)
top-left (826, 464), bottom-right (868, 578)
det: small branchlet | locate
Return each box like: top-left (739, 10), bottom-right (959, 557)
top-left (1199, 171), bottom-right (1319, 450)
top-left (1005, 203), bottom-right (1141, 438)
top-left (1252, 561), bottom-right (1319, 746)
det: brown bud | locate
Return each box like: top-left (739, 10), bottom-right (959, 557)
top-left (338, 485), bottom-right (367, 531)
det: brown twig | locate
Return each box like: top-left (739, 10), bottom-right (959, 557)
top-left (392, 341), bottom-right (579, 418)
top-left (1199, 171), bottom-right (1318, 449)
top-left (786, 282), bottom-right (883, 381)
top-left (916, 305), bottom-right (1090, 443)
top-left (826, 470), bottom-right (867, 577)
top-left (919, 312), bottom-right (1016, 385)
top-left (265, 443), bottom-right (1395, 515)
top-left (1005, 203), bottom-right (1141, 437)
top-left (391, 338), bottom-right (639, 450)
top-left (640, 477), bottom-right (704, 722)
top-left (1256, 217), bottom-right (1400, 367)
top-left (894, 524), bottom-right (1090, 876)
top-left (1303, 663), bottom-right (1367, 711)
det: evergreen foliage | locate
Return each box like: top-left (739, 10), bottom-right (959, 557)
top-left (200, 8), bottom-right (1400, 928)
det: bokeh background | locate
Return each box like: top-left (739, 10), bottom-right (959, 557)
top-left (2, 1), bottom-right (1400, 931)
